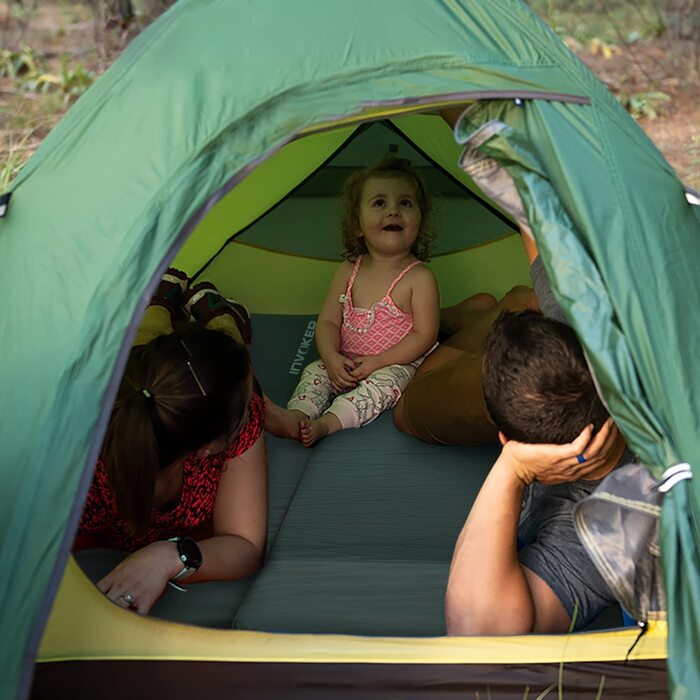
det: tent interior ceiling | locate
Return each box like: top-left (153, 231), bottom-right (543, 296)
top-left (233, 121), bottom-right (515, 256)
top-left (176, 114), bottom-right (521, 272)
top-left (184, 117), bottom-right (530, 315)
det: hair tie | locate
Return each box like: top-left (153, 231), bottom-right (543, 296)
top-left (141, 388), bottom-right (154, 400)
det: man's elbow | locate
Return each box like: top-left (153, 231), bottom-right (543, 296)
top-left (445, 587), bottom-right (487, 635)
top-left (445, 596), bottom-right (494, 636)
top-left (445, 590), bottom-right (533, 636)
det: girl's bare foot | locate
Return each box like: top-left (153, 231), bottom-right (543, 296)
top-left (264, 397), bottom-right (305, 440)
top-left (298, 413), bottom-right (342, 448)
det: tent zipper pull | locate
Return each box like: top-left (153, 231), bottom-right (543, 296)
top-left (625, 619), bottom-right (648, 662)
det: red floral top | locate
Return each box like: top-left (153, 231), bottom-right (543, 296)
top-left (76, 393), bottom-right (264, 551)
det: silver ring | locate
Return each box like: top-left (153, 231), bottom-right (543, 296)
top-left (121, 591), bottom-right (135, 605)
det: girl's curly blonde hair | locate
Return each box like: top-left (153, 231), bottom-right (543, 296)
top-left (340, 156), bottom-right (434, 261)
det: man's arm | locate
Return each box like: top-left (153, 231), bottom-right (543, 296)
top-left (445, 451), bottom-right (533, 635)
top-left (445, 424), bottom-right (616, 636)
top-left (445, 449), bottom-right (570, 635)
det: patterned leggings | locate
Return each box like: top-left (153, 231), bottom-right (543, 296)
top-left (286, 358), bottom-right (419, 430)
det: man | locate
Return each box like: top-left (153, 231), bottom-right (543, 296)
top-left (445, 310), bottom-right (629, 634)
top-left (399, 106), bottom-right (641, 633)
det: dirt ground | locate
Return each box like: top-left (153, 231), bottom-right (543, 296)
top-left (1, 2), bottom-right (698, 189)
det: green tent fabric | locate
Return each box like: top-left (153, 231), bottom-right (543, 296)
top-left (1, 0), bottom-right (699, 698)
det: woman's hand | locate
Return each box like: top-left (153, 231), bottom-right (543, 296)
top-left (323, 352), bottom-right (358, 392)
top-left (97, 540), bottom-right (183, 615)
top-left (349, 355), bottom-right (383, 381)
top-left (500, 418), bottom-right (619, 486)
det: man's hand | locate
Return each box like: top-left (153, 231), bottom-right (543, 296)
top-left (350, 355), bottom-right (383, 381)
top-left (322, 352), bottom-right (358, 392)
top-left (97, 540), bottom-right (183, 615)
top-left (500, 418), bottom-right (619, 486)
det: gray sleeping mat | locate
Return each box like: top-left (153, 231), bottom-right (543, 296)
top-left (76, 313), bottom-right (621, 633)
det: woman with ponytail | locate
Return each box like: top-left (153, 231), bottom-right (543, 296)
top-left (75, 270), bottom-right (267, 615)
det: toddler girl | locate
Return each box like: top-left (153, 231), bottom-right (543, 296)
top-left (266, 156), bottom-right (440, 446)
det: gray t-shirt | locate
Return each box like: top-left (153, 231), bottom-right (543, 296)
top-left (530, 254), bottom-right (568, 324)
top-left (518, 450), bottom-right (634, 628)
top-left (517, 256), bottom-right (624, 628)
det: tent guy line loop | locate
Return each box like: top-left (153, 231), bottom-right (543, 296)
top-left (625, 620), bottom-right (649, 662)
top-left (654, 463), bottom-right (692, 493)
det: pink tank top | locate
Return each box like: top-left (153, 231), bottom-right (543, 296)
top-left (339, 255), bottom-right (422, 359)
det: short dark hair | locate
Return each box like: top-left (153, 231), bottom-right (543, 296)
top-left (482, 310), bottom-right (608, 444)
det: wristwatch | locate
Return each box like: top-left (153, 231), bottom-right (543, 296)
top-left (168, 536), bottom-right (203, 584)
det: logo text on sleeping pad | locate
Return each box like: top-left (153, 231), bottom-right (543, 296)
top-left (289, 321), bottom-right (316, 375)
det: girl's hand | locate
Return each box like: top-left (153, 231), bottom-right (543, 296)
top-left (500, 419), bottom-right (619, 486)
top-left (324, 352), bottom-right (358, 392)
top-left (97, 540), bottom-right (184, 615)
top-left (350, 355), bottom-right (383, 381)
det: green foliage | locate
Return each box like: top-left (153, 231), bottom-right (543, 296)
top-left (517, 601), bottom-right (606, 699)
top-left (533, 683), bottom-right (556, 699)
top-left (6, 0), bottom-right (37, 22)
top-left (0, 46), bottom-right (95, 102)
top-left (586, 37), bottom-right (621, 59)
top-left (595, 675), bottom-right (607, 700)
top-left (58, 60), bottom-right (95, 99)
top-left (0, 46), bottom-right (41, 80)
top-left (23, 59), bottom-right (95, 100)
top-left (526, 0), bottom-right (665, 44)
top-left (619, 91), bottom-right (671, 120)
top-left (0, 126), bottom-right (35, 191)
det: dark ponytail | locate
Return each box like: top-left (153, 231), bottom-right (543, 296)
top-left (102, 329), bottom-right (251, 535)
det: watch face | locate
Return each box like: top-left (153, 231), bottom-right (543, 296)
top-left (180, 537), bottom-right (203, 569)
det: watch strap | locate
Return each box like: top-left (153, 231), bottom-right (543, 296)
top-left (172, 564), bottom-right (194, 581)
top-left (167, 536), bottom-right (202, 588)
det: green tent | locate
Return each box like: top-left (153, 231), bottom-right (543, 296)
top-left (1, 0), bottom-right (698, 697)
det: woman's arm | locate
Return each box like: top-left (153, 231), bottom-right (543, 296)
top-left (187, 431), bottom-right (268, 582)
top-left (98, 434), bottom-right (268, 614)
top-left (351, 266), bottom-right (439, 378)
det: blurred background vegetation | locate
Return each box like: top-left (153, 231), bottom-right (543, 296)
top-left (1, 0), bottom-right (698, 190)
